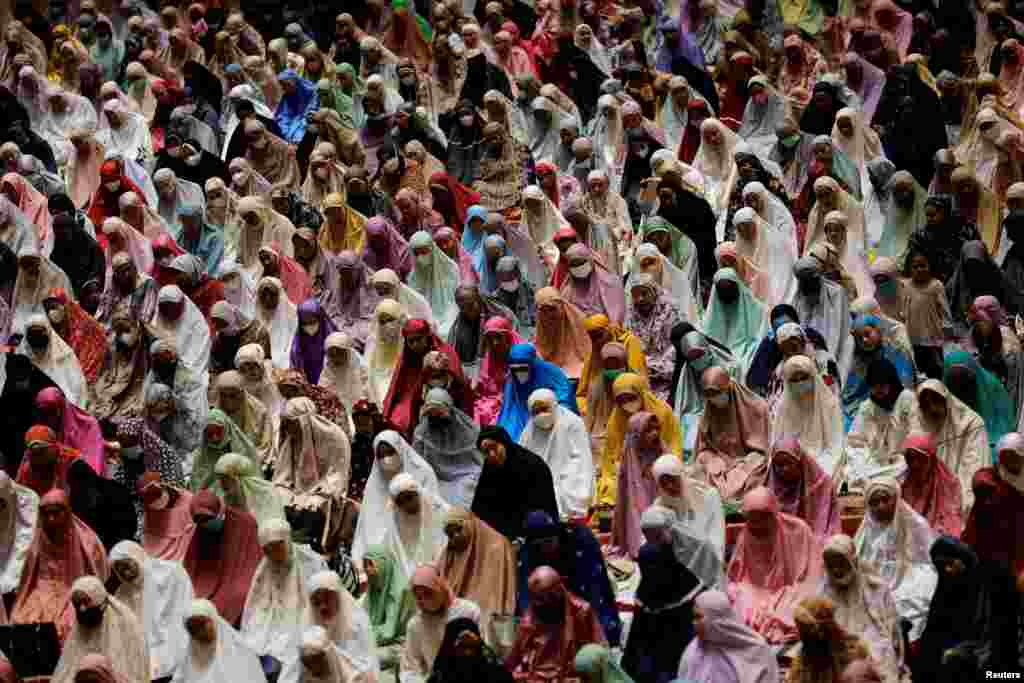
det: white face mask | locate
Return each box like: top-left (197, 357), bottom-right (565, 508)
top-left (533, 411), bottom-right (555, 430)
top-left (621, 398), bottom-right (643, 414)
top-left (707, 393), bottom-right (730, 408)
top-left (185, 153), bottom-right (202, 166)
top-left (513, 369), bottom-right (531, 383)
top-left (570, 262), bottom-right (593, 279)
top-left (499, 279), bottom-right (520, 292)
top-left (302, 321), bottom-right (320, 336)
top-left (416, 253), bottom-right (432, 268)
top-left (460, 114), bottom-right (475, 127)
top-left (105, 181), bottom-right (120, 192)
top-left (47, 307), bottom-right (65, 325)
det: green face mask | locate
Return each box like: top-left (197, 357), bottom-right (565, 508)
top-left (603, 369), bottom-right (624, 384)
top-left (780, 134), bottom-right (801, 148)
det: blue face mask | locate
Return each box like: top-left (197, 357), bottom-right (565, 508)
top-left (202, 515), bottom-right (225, 533)
top-left (787, 378), bottom-right (815, 396)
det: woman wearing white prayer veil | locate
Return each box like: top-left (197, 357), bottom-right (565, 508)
top-left (109, 540), bottom-right (194, 681)
top-left (18, 314), bottom-right (87, 407)
top-left (364, 300), bottom-right (408, 408)
top-left (11, 246), bottom-right (72, 330)
top-left (658, 77), bottom-right (695, 154)
top-left (0, 472), bottom-right (38, 596)
top-left (370, 269), bottom-right (435, 332)
top-left (521, 184), bottom-right (569, 246)
top-left (297, 626), bottom-right (363, 683)
top-left (173, 599), bottom-right (265, 683)
top-left (51, 575), bottom-right (150, 683)
top-left (529, 96), bottom-right (563, 164)
top-left (738, 76), bottom-right (788, 157)
top-left (154, 168), bottom-right (206, 230)
top-left (97, 99), bottom-right (153, 166)
top-left (319, 332), bottom-right (370, 417)
top-left (589, 95), bottom-right (627, 192)
top-left (805, 177), bottom-right (868, 269)
top-left (383, 474), bottom-right (450, 581)
top-left (853, 478), bottom-right (938, 640)
top-left (235, 196), bottom-right (297, 277)
top-left (152, 285), bottom-right (212, 373)
top-left (692, 118), bottom-right (739, 216)
top-left (518, 388), bottom-right (594, 519)
top-left (38, 86), bottom-right (97, 155)
top-left (627, 243), bottom-right (701, 322)
top-left (240, 518), bottom-right (327, 669)
top-left (352, 430), bottom-right (441, 573)
top-left (236, 344), bottom-right (286, 420)
top-left (771, 354), bottom-right (846, 480)
top-left (733, 207), bottom-right (797, 306)
top-left (253, 277), bottom-right (298, 369)
top-left (301, 571), bottom-right (379, 681)
top-left (741, 180), bottom-right (798, 253)
top-left (830, 107), bottom-right (885, 194)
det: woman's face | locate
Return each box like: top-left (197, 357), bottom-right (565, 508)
top-left (310, 589), bottom-right (340, 622)
top-left (824, 220), bottom-right (843, 245)
top-left (772, 452), bottom-right (802, 483)
top-left (702, 125), bottom-right (721, 146)
top-left (836, 116), bottom-right (855, 138)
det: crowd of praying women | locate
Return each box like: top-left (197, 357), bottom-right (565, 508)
top-left (3, 0), bottom-right (1024, 681)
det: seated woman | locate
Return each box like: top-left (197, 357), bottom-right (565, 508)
top-left (669, 323), bottom-right (738, 424)
top-left (620, 538), bottom-right (700, 683)
top-left (16, 426), bottom-right (80, 498)
top-left (745, 303), bottom-right (836, 399)
top-left (962, 433), bottom-right (1024, 573)
top-left (533, 286), bottom-right (592, 383)
top-left (960, 296), bottom-right (1023, 416)
top-left (439, 508), bottom-right (516, 632)
top-left (611, 413), bottom-right (667, 559)
top-left (175, 599), bottom-right (265, 683)
top-left (575, 313), bottom-right (647, 418)
top-left (303, 570), bottom-right (379, 681)
top-left (624, 274), bottom-right (687, 401)
top-left (519, 388), bottom-right (594, 520)
top-left (909, 379), bottom-right (988, 514)
top-left (694, 366), bottom-right (770, 504)
top-left (847, 357), bottom-right (916, 489)
top-left (139, 472), bottom-right (195, 562)
top-left (429, 617), bottom-right (514, 683)
top-left (841, 314), bottom-right (914, 430)
top-left (108, 540), bottom-right (194, 682)
top-left (771, 354), bottom-right (845, 480)
top-left (853, 478), bottom-right (938, 640)
top-left (899, 432), bottom-right (963, 537)
top-left (471, 316), bottom-right (523, 425)
top-left (518, 510), bottom-right (622, 646)
top-left (12, 490), bottom-right (108, 641)
top-left (819, 535), bottom-right (906, 683)
top-left (496, 342), bottom-right (577, 441)
top-left (650, 455), bottom-right (727, 589)
top-left (557, 244), bottom-right (626, 323)
top-left (701, 267), bottom-right (768, 378)
top-left (182, 490), bottom-right (263, 625)
top-left (214, 370), bottom-right (276, 466)
top-left (383, 474), bottom-right (450, 580)
top-left (726, 487), bottom-right (821, 644)
top-left (765, 437), bottom-right (841, 543)
top-left (240, 518), bottom-right (327, 665)
top-left (274, 396), bottom-right (351, 512)
top-left (34, 387), bottom-right (106, 476)
top-left (943, 350), bottom-right (1013, 464)
top-left (351, 431), bottom-right (441, 575)
top-left (676, 590), bottom-right (780, 683)
top-left (400, 565), bottom-right (481, 683)
top-left (86, 309), bottom-right (154, 422)
top-left (412, 388), bottom-right (484, 510)
top-left (913, 536), bottom-right (1020, 681)
top-left (208, 301), bottom-right (272, 375)
top-left (361, 545), bottom-right (416, 669)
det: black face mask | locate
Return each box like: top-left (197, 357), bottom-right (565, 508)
top-left (797, 275), bottom-right (822, 296)
top-left (153, 360), bottom-right (176, 379)
top-left (76, 602), bottom-right (106, 627)
top-left (26, 332), bottom-right (49, 350)
top-left (427, 415), bottom-right (449, 430)
top-left (532, 597), bottom-right (565, 625)
top-left (869, 385), bottom-right (899, 412)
